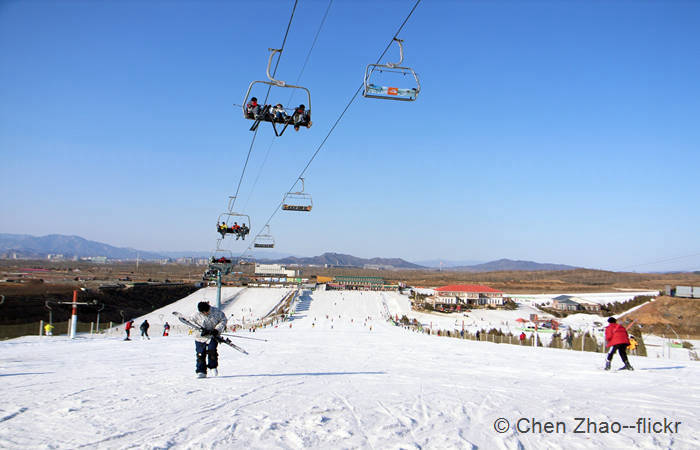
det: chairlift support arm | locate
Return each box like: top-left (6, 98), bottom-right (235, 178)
top-left (387, 38), bottom-right (404, 68)
top-left (266, 48), bottom-right (286, 87)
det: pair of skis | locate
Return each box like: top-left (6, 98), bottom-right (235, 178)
top-left (172, 311), bottom-right (249, 355)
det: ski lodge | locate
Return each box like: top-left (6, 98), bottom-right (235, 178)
top-left (325, 275), bottom-right (398, 291)
top-left (431, 284), bottom-right (505, 309)
top-left (551, 295), bottom-right (601, 312)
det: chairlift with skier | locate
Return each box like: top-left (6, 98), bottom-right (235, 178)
top-left (242, 48), bottom-right (312, 136)
top-left (216, 197), bottom-right (251, 241)
top-left (208, 247), bottom-right (234, 276)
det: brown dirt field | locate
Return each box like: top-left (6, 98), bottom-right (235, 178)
top-left (2, 260), bottom-right (700, 294)
top-left (620, 296), bottom-right (700, 339)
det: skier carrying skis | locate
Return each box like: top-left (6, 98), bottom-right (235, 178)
top-left (604, 317), bottom-right (634, 371)
top-left (191, 301), bottom-right (227, 378)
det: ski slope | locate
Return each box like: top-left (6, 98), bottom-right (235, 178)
top-left (2, 288), bottom-right (698, 449)
top-left (106, 287), bottom-right (292, 335)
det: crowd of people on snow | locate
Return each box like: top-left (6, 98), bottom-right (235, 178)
top-left (216, 221), bottom-right (250, 240)
top-left (245, 97), bottom-right (312, 131)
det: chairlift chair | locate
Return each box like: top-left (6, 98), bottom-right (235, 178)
top-left (238, 250), bottom-right (256, 265)
top-left (242, 48), bottom-right (312, 136)
top-left (282, 177), bottom-right (313, 212)
top-left (253, 225), bottom-right (275, 248)
top-left (216, 196), bottom-right (251, 240)
top-left (363, 38), bottom-right (420, 101)
top-left (208, 247), bottom-right (234, 276)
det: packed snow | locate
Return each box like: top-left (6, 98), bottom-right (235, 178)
top-left (105, 287), bottom-right (292, 335)
top-left (2, 288), bottom-right (698, 449)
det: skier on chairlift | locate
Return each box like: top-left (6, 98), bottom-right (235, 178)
top-left (246, 97), bottom-right (263, 119)
top-left (271, 104), bottom-right (288, 122)
top-left (217, 222), bottom-right (227, 237)
top-left (293, 104), bottom-right (311, 131)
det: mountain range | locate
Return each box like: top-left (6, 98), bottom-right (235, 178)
top-left (0, 233), bottom-right (162, 260)
top-left (445, 258), bottom-right (578, 272)
top-left (0, 233), bottom-right (580, 272)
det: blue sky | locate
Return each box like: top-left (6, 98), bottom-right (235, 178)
top-left (1, 0), bottom-right (699, 271)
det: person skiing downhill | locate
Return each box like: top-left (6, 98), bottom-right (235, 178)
top-left (191, 301), bottom-right (227, 378)
top-left (605, 317), bottom-right (634, 371)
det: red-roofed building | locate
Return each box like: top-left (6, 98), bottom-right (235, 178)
top-left (434, 284), bottom-right (505, 306)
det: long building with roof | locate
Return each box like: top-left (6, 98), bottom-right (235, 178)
top-left (433, 284), bottom-right (505, 307)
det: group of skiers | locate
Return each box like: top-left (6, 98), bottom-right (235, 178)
top-left (123, 320), bottom-right (170, 340)
top-left (118, 301), bottom-right (640, 377)
top-left (245, 97), bottom-right (312, 132)
top-left (217, 221), bottom-right (250, 240)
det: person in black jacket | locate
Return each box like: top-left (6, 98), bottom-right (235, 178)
top-left (140, 320), bottom-right (150, 340)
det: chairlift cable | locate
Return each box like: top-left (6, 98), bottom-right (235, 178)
top-left (241, 0), bottom-right (422, 258)
top-left (242, 0), bottom-right (334, 213)
top-left (228, 0), bottom-right (299, 213)
top-left (290, 0), bottom-right (421, 187)
top-left (209, 0), bottom-right (298, 273)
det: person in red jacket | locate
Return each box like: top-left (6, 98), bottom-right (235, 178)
top-left (124, 320), bottom-right (134, 341)
top-left (605, 317), bottom-right (633, 371)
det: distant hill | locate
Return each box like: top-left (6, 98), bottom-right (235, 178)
top-left (0, 233), bottom-right (163, 260)
top-left (0, 234), bottom-right (579, 272)
top-left (413, 259), bottom-right (485, 268)
top-left (273, 252), bottom-right (425, 270)
top-left (449, 258), bottom-right (579, 272)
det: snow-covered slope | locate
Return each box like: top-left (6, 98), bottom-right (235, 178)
top-left (510, 291), bottom-right (657, 306)
top-left (108, 287), bottom-right (292, 334)
top-left (2, 289), bottom-right (698, 449)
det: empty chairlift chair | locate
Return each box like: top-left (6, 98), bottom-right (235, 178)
top-left (282, 177), bottom-right (313, 212)
top-left (242, 48), bottom-right (312, 136)
top-left (253, 225), bottom-right (275, 248)
top-left (363, 38), bottom-right (420, 101)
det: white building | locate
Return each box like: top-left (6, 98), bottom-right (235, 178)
top-left (255, 263), bottom-right (296, 278)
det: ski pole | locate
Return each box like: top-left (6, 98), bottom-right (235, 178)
top-left (220, 333), bottom-right (268, 342)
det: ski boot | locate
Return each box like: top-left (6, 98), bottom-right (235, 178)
top-left (210, 368), bottom-right (218, 377)
top-left (604, 360), bottom-right (611, 371)
top-left (622, 362), bottom-right (634, 371)
top-left (197, 372), bottom-right (207, 379)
